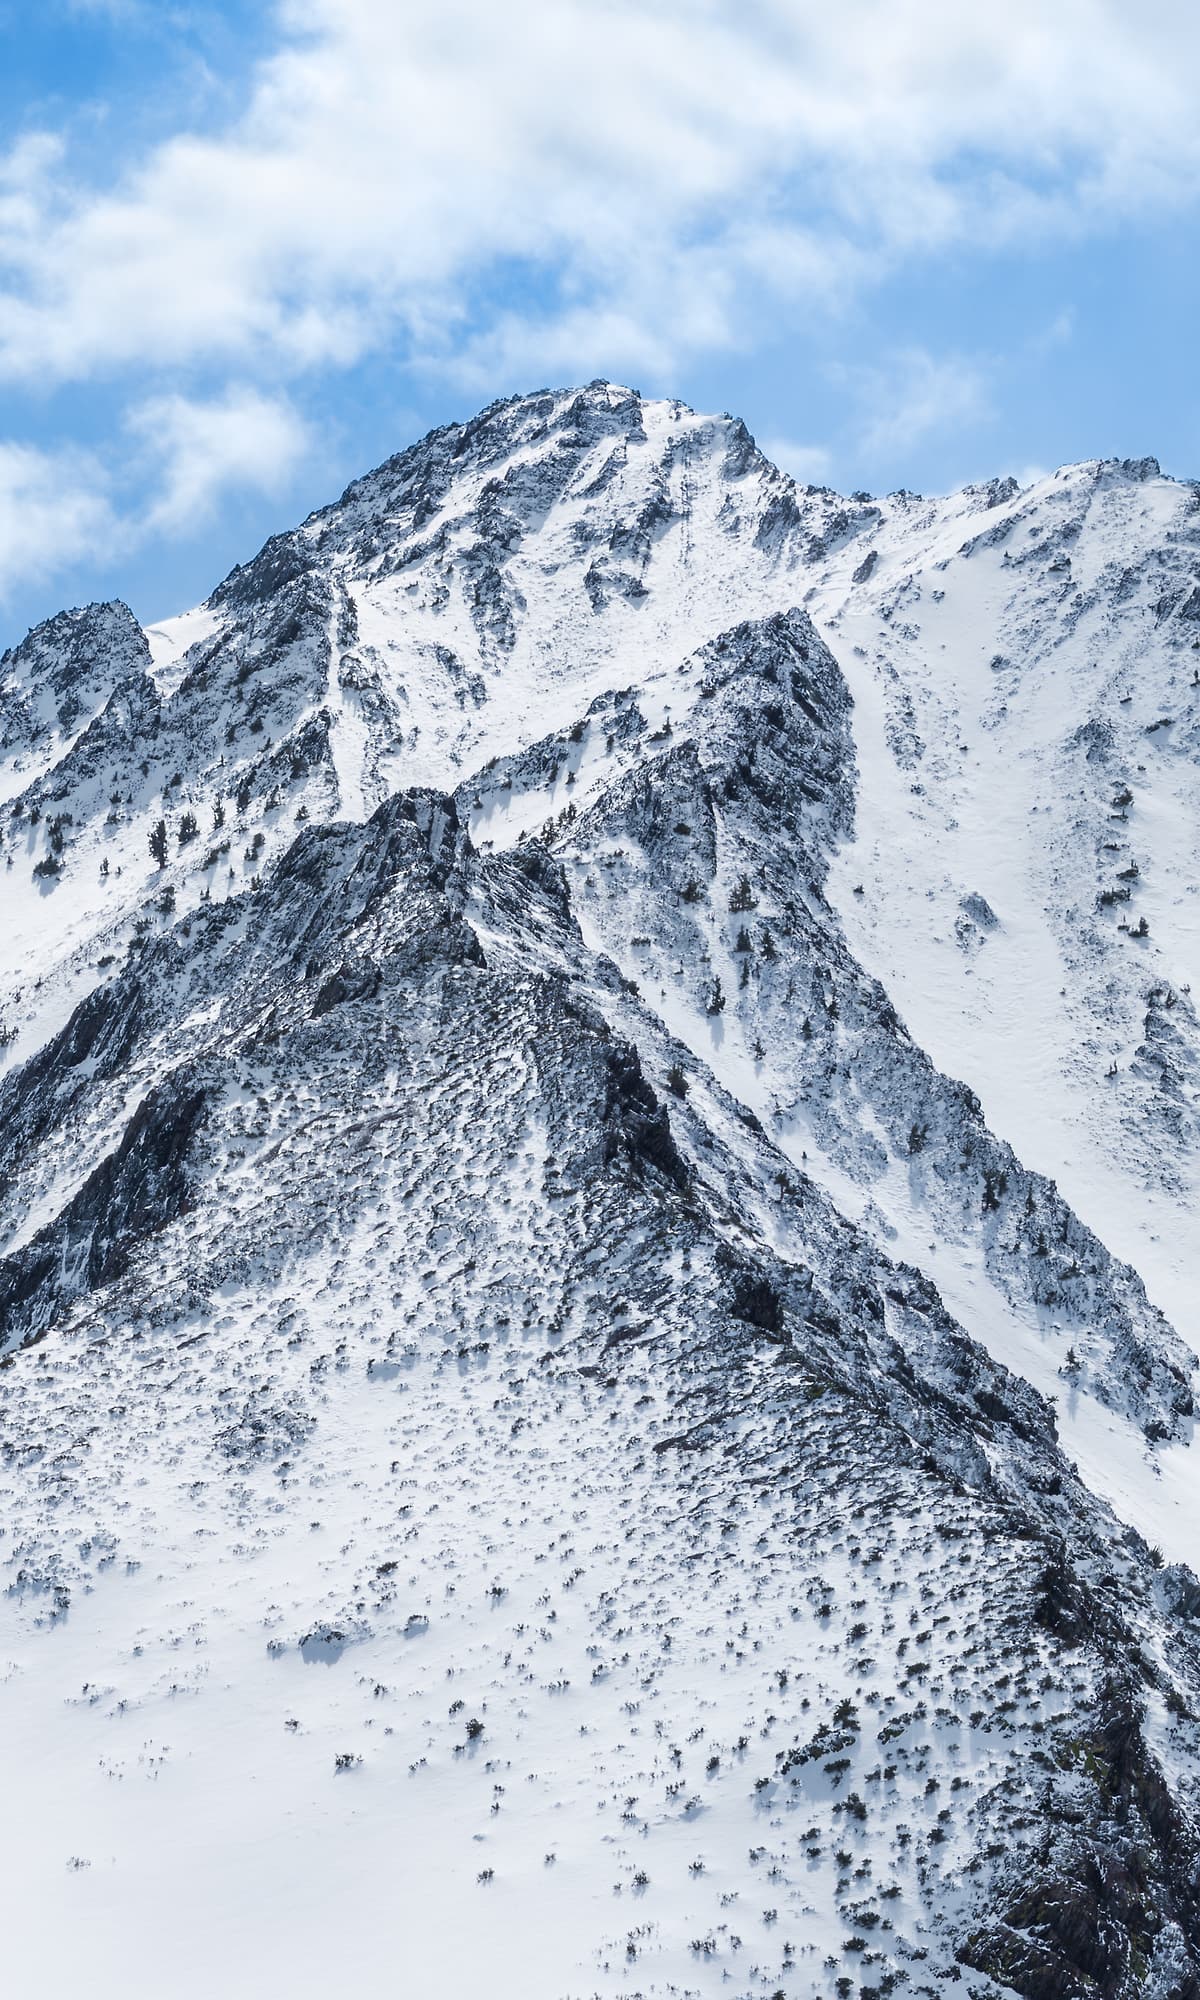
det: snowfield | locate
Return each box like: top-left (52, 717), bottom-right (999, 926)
top-left (1, 383), bottom-right (1200, 1998)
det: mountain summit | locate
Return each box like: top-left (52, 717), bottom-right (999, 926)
top-left (3, 383), bottom-right (1200, 1998)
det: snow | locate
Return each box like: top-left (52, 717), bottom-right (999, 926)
top-left (811, 470), bottom-right (1200, 1351)
top-left (0, 996), bottom-right (1053, 1998)
top-left (145, 605), bottom-right (220, 696)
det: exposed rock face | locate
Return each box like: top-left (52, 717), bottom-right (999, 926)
top-left (0, 600), bottom-right (151, 759)
top-left (1, 383), bottom-right (1199, 1999)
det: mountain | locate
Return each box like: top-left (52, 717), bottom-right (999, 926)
top-left (2, 381), bottom-right (1200, 1999)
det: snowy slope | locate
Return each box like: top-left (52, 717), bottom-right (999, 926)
top-left (806, 462), bottom-right (1200, 1344)
top-left (2, 384), bottom-right (1200, 2000)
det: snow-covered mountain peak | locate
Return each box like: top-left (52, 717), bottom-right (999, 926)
top-left (4, 388), bottom-right (1200, 1997)
top-left (0, 599), bottom-right (150, 798)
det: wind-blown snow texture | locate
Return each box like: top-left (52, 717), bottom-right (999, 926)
top-left (3, 383), bottom-right (1200, 2000)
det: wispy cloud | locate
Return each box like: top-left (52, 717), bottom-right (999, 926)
top-left (61, 0), bottom-right (144, 14)
top-left (1028, 308), bottom-right (1076, 356)
top-left (758, 437), bottom-right (834, 487)
top-left (838, 348), bottom-right (993, 461)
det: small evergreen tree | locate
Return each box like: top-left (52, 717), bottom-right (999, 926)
top-left (729, 872), bottom-right (758, 913)
top-left (707, 977), bottom-right (726, 1015)
top-left (149, 818), bottom-right (169, 870)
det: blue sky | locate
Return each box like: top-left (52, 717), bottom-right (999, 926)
top-left (1, 0), bottom-right (1198, 650)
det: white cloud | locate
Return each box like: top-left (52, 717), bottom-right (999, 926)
top-left (0, 443), bottom-right (117, 601)
top-left (0, 0), bottom-right (1198, 390)
top-left (128, 386), bottom-right (310, 535)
